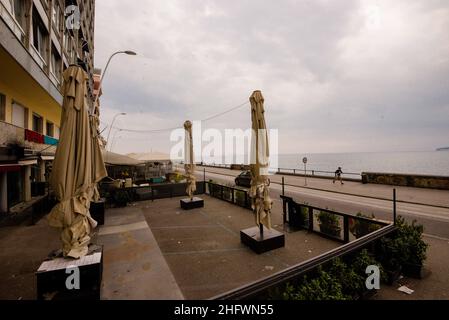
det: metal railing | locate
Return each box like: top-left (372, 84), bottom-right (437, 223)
top-left (212, 223), bottom-right (396, 300)
top-left (102, 181), bottom-right (206, 203)
top-left (277, 168), bottom-right (362, 180)
top-left (281, 196), bottom-right (389, 243)
top-left (205, 182), bottom-right (252, 210)
top-left (200, 162), bottom-right (362, 180)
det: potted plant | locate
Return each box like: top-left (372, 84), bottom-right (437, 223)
top-left (378, 235), bottom-right (403, 285)
top-left (351, 213), bottom-right (382, 239)
top-left (318, 211), bottom-right (341, 238)
top-left (395, 217), bottom-right (428, 279)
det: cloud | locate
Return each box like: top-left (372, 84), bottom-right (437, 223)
top-left (94, 0), bottom-right (449, 154)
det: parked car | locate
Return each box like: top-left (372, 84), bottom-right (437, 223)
top-left (235, 171), bottom-right (252, 188)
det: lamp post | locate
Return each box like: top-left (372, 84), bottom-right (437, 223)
top-left (95, 50), bottom-right (136, 148)
top-left (93, 50), bottom-right (137, 107)
top-left (106, 113), bottom-right (126, 150)
top-left (110, 129), bottom-right (123, 152)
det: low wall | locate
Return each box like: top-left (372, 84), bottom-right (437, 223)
top-left (362, 172), bottom-right (449, 190)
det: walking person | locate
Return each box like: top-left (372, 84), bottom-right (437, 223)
top-left (333, 167), bottom-right (344, 185)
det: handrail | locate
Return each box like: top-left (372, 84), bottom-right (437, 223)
top-left (212, 224), bottom-right (396, 300)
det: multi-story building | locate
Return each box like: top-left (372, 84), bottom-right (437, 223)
top-left (0, 0), bottom-right (96, 214)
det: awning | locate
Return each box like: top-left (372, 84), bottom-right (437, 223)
top-left (102, 150), bottom-right (143, 166)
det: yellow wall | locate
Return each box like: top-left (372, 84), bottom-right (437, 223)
top-left (0, 80), bottom-right (61, 134)
top-left (0, 47), bottom-right (62, 136)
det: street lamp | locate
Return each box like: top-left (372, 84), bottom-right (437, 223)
top-left (110, 129), bottom-right (123, 152)
top-left (106, 113), bottom-right (126, 150)
top-left (94, 50), bottom-right (136, 150)
top-left (93, 50), bottom-right (137, 107)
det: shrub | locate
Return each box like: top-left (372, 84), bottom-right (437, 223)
top-left (318, 211), bottom-right (341, 238)
top-left (283, 268), bottom-right (350, 301)
top-left (281, 250), bottom-right (385, 300)
top-left (380, 216), bottom-right (428, 268)
top-left (351, 213), bottom-right (382, 239)
top-left (327, 258), bottom-right (365, 297)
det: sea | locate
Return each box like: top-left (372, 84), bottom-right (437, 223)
top-left (203, 151), bottom-right (449, 177)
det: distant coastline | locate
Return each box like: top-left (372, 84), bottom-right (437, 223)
top-left (437, 147), bottom-right (449, 151)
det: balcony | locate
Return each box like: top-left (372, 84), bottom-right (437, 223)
top-left (0, 121), bottom-right (58, 152)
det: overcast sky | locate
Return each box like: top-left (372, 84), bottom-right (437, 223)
top-left (94, 0), bottom-right (449, 156)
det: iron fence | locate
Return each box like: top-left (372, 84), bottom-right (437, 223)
top-left (281, 195), bottom-right (389, 243)
top-left (205, 182), bottom-right (252, 210)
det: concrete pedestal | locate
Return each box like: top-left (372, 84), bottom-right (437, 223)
top-left (180, 197), bottom-right (204, 210)
top-left (36, 246), bottom-right (103, 300)
top-left (241, 227), bottom-right (285, 254)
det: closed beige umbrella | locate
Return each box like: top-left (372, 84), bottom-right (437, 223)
top-left (249, 91), bottom-right (273, 234)
top-left (48, 65), bottom-right (107, 259)
top-left (184, 120), bottom-right (196, 200)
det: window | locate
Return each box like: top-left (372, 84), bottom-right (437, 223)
top-left (64, 32), bottom-right (74, 61)
top-left (46, 121), bottom-right (54, 137)
top-left (32, 6), bottom-right (49, 61)
top-left (52, 1), bottom-right (61, 31)
top-left (0, 93), bottom-right (5, 121)
top-left (11, 101), bottom-right (27, 128)
top-left (32, 113), bottom-right (43, 134)
top-left (50, 44), bottom-right (62, 79)
top-left (9, 0), bottom-right (27, 30)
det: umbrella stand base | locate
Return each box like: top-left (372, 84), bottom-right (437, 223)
top-left (241, 227), bottom-right (285, 254)
top-left (180, 197), bottom-right (204, 210)
top-left (36, 245), bottom-right (103, 300)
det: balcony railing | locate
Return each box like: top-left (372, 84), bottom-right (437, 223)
top-left (0, 121), bottom-right (58, 149)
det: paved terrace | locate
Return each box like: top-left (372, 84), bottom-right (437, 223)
top-left (101, 195), bottom-right (339, 299)
top-left (1, 194), bottom-right (448, 300)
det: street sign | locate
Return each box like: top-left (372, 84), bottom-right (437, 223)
top-left (303, 157), bottom-right (308, 186)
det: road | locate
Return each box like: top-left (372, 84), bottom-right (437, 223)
top-left (186, 166), bottom-right (449, 239)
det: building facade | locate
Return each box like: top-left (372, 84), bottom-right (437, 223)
top-left (0, 0), bottom-right (96, 214)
